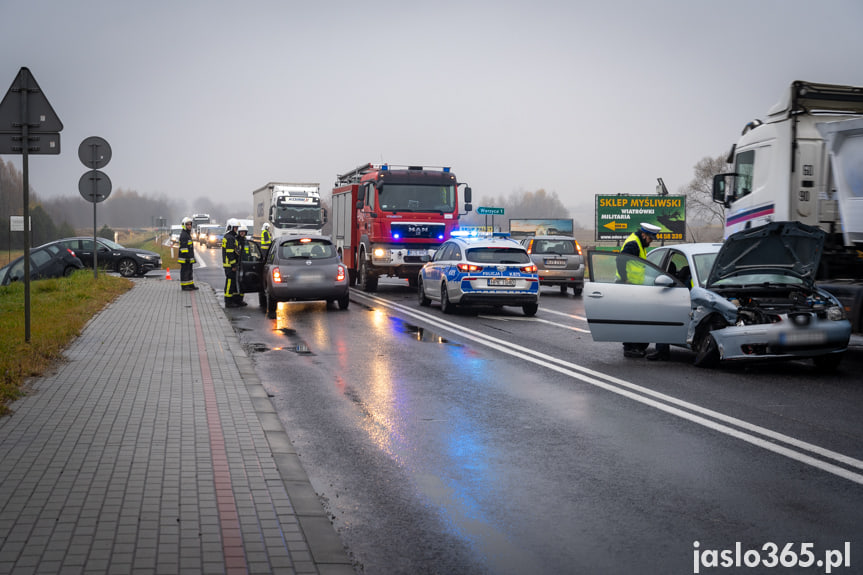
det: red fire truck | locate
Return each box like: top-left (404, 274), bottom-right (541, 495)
top-left (332, 163), bottom-right (472, 291)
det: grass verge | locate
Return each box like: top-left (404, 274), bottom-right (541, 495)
top-left (0, 271), bottom-right (132, 416)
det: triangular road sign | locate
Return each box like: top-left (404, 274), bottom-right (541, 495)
top-left (0, 67), bottom-right (63, 133)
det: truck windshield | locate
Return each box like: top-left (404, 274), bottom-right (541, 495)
top-left (274, 205), bottom-right (322, 228)
top-left (378, 184), bottom-right (456, 213)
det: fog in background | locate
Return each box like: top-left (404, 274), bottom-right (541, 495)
top-left (3, 0), bottom-right (862, 226)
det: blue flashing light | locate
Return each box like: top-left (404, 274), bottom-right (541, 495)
top-left (443, 167), bottom-right (451, 173)
top-left (437, 233), bottom-right (444, 240)
top-left (451, 229), bottom-right (479, 238)
top-left (393, 232), bottom-right (401, 239)
top-left (381, 164), bottom-right (389, 171)
top-left (492, 232), bottom-right (511, 238)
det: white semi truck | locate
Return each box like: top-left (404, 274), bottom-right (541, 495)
top-left (252, 182), bottom-right (326, 240)
top-left (712, 81), bottom-right (863, 332)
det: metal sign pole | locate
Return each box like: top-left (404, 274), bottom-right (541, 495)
top-left (21, 71), bottom-right (31, 343)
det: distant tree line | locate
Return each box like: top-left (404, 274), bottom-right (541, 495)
top-left (459, 188), bottom-right (572, 230)
top-left (0, 158), bottom-right (249, 249)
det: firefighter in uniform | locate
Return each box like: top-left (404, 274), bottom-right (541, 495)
top-left (260, 222), bottom-right (272, 256)
top-left (616, 222), bottom-right (661, 358)
top-left (178, 217), bottom-right (199, 291)
top-left (235, 225), bottom-right (250, 306)
top-left (222, 219), bottom-right (245, 307)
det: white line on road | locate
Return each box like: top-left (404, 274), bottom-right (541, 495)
top-left (351, 290), bottom-right (863, 485)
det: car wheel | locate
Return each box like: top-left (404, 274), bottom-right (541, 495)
top-left (418, 277), bottom-right (431, 306)
top-left (440, 283), bottom-right (454, 314)
top-left (338, 294), bottom-right (350, 310)
top-left (693, 318), bottom-right (725, 368)
top-left (63, 266), bottom-right (77, 277)
top-left (573, 286), bottom-right (583, 296)
top-left (523, 302), bottom-right (539, 316)
top-left (266, 292), bottom-right (278, 319)
top-left (117, 258), bottom-right (137, 277)
top-left (407, 275), bottom-right (418, 288)
top-left (358, 256), bottom-right (378, 292)
top-left (559, 285), bottom-right (567, 295)
top-left (813, 353), bottom-right (843, 372)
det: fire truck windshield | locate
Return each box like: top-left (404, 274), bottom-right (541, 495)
top-left (378, 184), bottom-right (456, 213)
top-left (274, 205), bottom-right (322, 227)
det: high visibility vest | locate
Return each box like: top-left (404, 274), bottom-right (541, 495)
top-left (178, 228), bottom-right (196, 265)
top-left (616, 233), bottom-right (647, 285)
top-left (261, 228), bottom-right (272, 250)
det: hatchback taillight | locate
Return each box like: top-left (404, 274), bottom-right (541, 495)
top-left (336, 265), bottom-right (346, 282)
top-left (575, 241), bottom-right (583, 256)
top-left (521, 264), bottom-right (538, 273)
top-left (457, 263), bottom-right (483, 272)
top-left (66, 248), bottom-right (77, 257)
top-left (272, 268), bottom-right (282, 283)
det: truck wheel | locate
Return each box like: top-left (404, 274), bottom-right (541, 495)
top-left (359, 257), bottom-right (378, 292)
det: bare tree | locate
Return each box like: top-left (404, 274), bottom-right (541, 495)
top-left (682, 154), bottom-right (728, 228)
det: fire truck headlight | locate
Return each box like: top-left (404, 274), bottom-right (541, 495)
top-left (373, 248), bottom-right (387, 258)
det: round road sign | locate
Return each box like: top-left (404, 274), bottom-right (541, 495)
top-left (78, 170), bottom-right (112, 203)
top-left (78, 136), bottom-right (112, 169)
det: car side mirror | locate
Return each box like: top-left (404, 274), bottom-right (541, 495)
top-left (654, 274), bottom-right (676, 287)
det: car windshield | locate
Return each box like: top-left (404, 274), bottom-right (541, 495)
top-left (278, 239), bottom-right (335, 259)
top-left (466, 247), bottom-right (531, 264)
top-left (532, 239), bottom-right (576, 254)
top-left (692, 253), bottom-right (719, 287)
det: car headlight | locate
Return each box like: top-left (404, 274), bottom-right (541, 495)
top-left (137, 254), bottom-right (156, 260)
top-left (826, 305), bottom-right (847, 321)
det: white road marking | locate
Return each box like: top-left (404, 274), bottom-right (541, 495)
top-left (352, 290), bottom-right (863, 485)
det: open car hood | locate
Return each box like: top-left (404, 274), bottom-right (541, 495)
top-left (706, 221), bottom-right (825, 287)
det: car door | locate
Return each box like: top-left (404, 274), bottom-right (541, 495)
top-left (239, 240), bottom-right (264, 293)
top-left (423, 242), bottom-right (450, 287)
top-left (583, 251), bottom-right (692, 344)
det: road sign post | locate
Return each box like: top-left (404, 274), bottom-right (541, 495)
top-left (0, 67), bottom-right (64, 342)
top-left (476, 206), bottom-right (505, 233)
top-left (78, 137), bottom-right (112, 278)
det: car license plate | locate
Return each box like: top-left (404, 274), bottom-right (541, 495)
top-left (408, 249), bottom-right (427, 256)
top-left (544, 259), bottom-right (566, 266)
top-left (780, 330), bottom-right (826, 346)
top-left (488, 277), bottom-right (516, 287)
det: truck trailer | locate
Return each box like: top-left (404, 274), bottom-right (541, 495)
top-left (332, 163), bottom-right (472, 291)
top-left (712, 80), bottom-right (863, 332)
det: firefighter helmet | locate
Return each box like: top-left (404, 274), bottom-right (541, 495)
top-left (226, 218), bottom-right (239, 231)
top-left (262, 222), bottom-right (271, 231)
top-left (182, 217), bottom-right (193, 225)
top-left (238, 225), bottom-right (248, 234)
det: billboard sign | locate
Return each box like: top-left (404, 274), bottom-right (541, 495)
top-left (509, 218), bottom-right (574, 239)
top-left (595, 195), bottom-right (686, 241)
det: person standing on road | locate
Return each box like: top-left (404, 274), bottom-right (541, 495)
top-left (616, 222), bottom-right (661, 358)
top-left (235, 225), bottom-right (250, 306)
top-left (260, 222), bottom-right (272, 256)
top-left (178, 217), bottom-right (199, 291)
top-left (222, 219), bottom-right (245, 307)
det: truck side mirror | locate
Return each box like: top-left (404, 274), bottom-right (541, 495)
top-left (463, 185), bottom-right (472, 203)
top-left (322, 208), bottom-right (328, 224)
top-left (464, 203), bottom-right (473, 213)
top-left (357, 186), bottom-right (366, 203)
top-left (712, 173), bottom-right (733, 208)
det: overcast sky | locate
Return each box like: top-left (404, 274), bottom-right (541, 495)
top-left (3, 0), bottom-right (862, 225)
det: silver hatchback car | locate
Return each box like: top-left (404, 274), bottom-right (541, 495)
top-left (521, 235), bottom-right (584, 295)
top-left (261, 236), bottom-right (349, 318)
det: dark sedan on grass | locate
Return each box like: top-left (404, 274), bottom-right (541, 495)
top-left (53, 237), bottom-right (161, 277)
top-left (0, 243), bottom-right (84, 286)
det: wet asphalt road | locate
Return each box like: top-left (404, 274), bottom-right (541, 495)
top-left (194, 248), bottom-right (863, 575)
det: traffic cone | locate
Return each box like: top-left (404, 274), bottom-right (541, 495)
top-left (165, 267), bottom-right (172, 280)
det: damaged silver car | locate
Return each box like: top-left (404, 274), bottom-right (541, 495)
top-left (584, 221), bottom-right (852, 370)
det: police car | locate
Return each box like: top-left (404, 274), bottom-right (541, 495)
top-left (417, 232), bottom-right (540, 316)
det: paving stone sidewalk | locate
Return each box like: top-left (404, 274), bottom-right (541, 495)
top-left (0, 278), bottom-right (353, 575)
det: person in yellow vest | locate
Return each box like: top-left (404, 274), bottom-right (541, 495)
top-left (178, 217), bottom-right (199, 291)
top-left (260, 222), bottom-right (273, 256)
top-left (616, 222), bottom-right (661, 358)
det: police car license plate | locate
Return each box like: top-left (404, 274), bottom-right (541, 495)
top-left (488, 277), bottom-right (516, 287)
top-left (544, 258), bottom-right (566, 266)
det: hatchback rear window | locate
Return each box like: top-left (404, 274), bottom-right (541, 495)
top-left (532, 240), bottom-right (576, 254)
top-left (279, 240), bottom-right (335, 259)
top-left (466, 247), bottom-right (531, 264)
